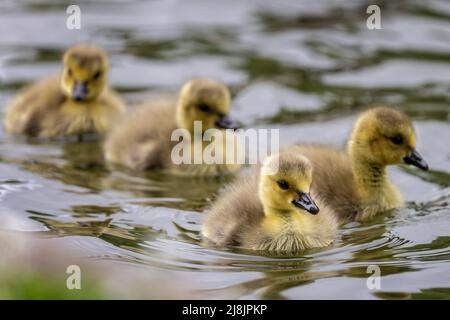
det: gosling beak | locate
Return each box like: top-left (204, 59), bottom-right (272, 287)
top-left (72, 81), bottom-right (88, 102)
top-left (215, 115), bottom-right (240, 130)
top-left (292, 192), bottom-right (320, 215)
top-left (403, 149), bottom-right (428, 171)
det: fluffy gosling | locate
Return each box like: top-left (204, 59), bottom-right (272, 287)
top-left (202, 151), bottom-right (338, 255)
top-left (104, 78), bottom-right (241, 176)
top-left (295, 106), bottom-right (428, 223)
top-left (4, 44), bottom-right (125, 139)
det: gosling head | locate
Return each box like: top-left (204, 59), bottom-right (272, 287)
top-left (349, 106), bottom-right (428, 171)
top-left (259, 152), bottom-right (319, 215)
top-left (176, 78), bottom-right (239, 133)
top-left (61, 44), bottom-right (109, 102)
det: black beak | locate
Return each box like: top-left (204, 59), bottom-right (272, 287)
top-left (403, 149), bottom-right (428, 171)
top-left (72, 81), bottom-right (88, 102)
top-left (292, 192), bottom-right (320, 215)
top-left (215, 115), bottom-right (240, 130)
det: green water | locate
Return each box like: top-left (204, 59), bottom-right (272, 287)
top-left (0, 0), bottom-right (449, 299)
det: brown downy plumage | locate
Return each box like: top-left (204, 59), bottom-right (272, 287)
top-left (4, 44), bottom-right (125, 139)
top-left (202, 151), bottom-right (338, 255)
top-left (104, 78), bottom-right (242, 176)
top-left (295, 107), bottom-right (429, 223)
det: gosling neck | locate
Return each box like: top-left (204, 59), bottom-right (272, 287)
top-left (349, 142), bottom-right (389, 199)
top-left (175, 101), bottom-right (189, 130)
top-left (262, 205), bottom-right (321, 244)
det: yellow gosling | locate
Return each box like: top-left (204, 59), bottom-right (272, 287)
top-left (202, 151), bottom-right (338, 255)
top-left (4, 44), bottom-right (125, 139)
top-left (104, 78), bottom-right (242, 176)
top-left (295, 106), bottom-right (429, 223)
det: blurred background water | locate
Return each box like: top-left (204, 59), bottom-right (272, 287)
top-left (0, 0), bottom-right (449, 299)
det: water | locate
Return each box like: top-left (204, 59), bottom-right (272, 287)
top-left (0, 0), bottom-right (449, 299)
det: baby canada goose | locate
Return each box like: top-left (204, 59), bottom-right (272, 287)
top-left (295, 107), bottom-right (429, 223)
top-left (4, 44), bottom-right (125, 139)
top-left (104, 78), bottom-right (241, 176)
top-left (202, 152), bottom-right (338, 255)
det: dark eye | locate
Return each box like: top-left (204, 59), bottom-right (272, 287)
top-left (277, 180), bottom-right (290, 190)
top-left (93, 71), bottom-right (102, 80)
top-left (389, 135), bottom-right (403, 145)
top-left (67, 68), bottom-right (73, 77)
top-left (198, 103), bottom-right (210, 113)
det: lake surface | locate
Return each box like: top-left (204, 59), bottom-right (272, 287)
top-left (0, 0), bottom-right (449, 299)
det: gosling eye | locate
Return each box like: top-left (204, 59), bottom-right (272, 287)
top-left (389, 134), bottom-right (403, 145)
top-left (92, 71), bottom-right (102, 81)
top-left (67, 68), bottom-right (73, 77)
top-left (277, 180), bottom-right (290, 190)
top-left (198, 103), bottom-right (211, 113)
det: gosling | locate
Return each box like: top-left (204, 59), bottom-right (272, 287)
top-left (4, 44), bottom-right (125, 139)
top-left (104, 78), bottom-right (241, 176)
top-left (202, 152), bottom-right (338, 255)
top-left (295, 106), bottom-right (429, 223)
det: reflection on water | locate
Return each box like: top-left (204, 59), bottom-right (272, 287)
top-left (0, 0), bottom-right (450, 299)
